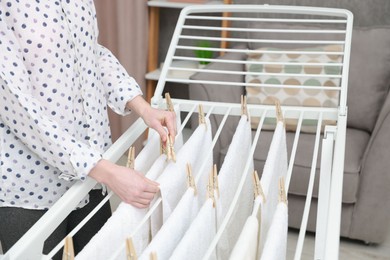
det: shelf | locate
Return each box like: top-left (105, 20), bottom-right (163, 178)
top-left (148, 0), bottom-right (223, 9)
top-left (145, 61), bottom-right (199, 81)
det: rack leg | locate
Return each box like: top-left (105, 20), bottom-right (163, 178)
top-left (315, 126), bottom-right (336, 259)
top-left (324, 116), bottom-right (347, 260)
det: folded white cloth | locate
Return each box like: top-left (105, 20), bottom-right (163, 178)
top-left (229, 196), bottom-right (262, 260)
top-left (258, 121), bottom-right (288, 253)
top-left (170, 198), bottom-right (217, 260)
top-left (76, 109), bottom-right (184, 260)
top-left (151, 118), bottom-right (212, 237)
top-left (229, 215), bottom-right (259, 260)
top-left (76, 154), bottom-right (170, 260)
top-left (260, 202), bottom-right (288, 260)
top-left (215, 115), bottom-right (254, 259)
top-left (139, 188), bottom-right (199, 260)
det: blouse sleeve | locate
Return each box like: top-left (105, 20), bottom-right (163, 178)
top-left (97, 44), bottom-right (143, 116)
top-left (0, 20), bottom-right (102, 181)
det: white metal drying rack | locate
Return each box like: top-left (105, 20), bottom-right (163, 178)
top-left (2, 5), bottom-right (353, 260)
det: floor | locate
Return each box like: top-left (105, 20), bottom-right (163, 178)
top-left (287, 228), bottom-right (390, 260)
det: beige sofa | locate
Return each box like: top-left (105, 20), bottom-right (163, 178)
top-left (188, 0), bottom-right (390, 243)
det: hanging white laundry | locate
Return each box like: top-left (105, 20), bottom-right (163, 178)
top-left (258, 121), bottom-right (288, 253)
top-left (215, 115), bottom-right (254, 259)
top-left (229, 196), bottom-right (262, 260)
top-left (229, 216), bottom-right (259, 260)
top-left (76, 118), bottom-right (184, 260)
top-left (76, 154), bottom-right (170, 260)
top-left (151, 118), bottom-right (212, 237)
top-left (170, 198), bottom-right (217, 260)
top-left (139, 187), bottom-right (199, 260)
top-left (136, 105), bottom-right (183, 175)
top-left (260, 202), bottom-right (288, 260)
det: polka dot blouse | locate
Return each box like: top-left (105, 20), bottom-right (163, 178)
top-left (0, 0), bottom-right (143, 209)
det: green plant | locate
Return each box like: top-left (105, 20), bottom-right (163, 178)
top-left (194, 40), bottom-right (214, 65)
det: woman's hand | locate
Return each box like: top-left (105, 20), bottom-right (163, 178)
top-left (89, 159), bottom-right (160, 208)
top-left (126, 95), bottom-right (177, 142)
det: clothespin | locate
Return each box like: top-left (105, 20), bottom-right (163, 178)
top-left (165, 92), bottom-right (174, 112)
top-left (186, 163), bottom-right (197, 195)
top-left (165, 134), bottom-right (176, 162)
top-left (126, 146), bottom-right (135, 169)
top-left (278, 176), bottom-right (288, 204)
top-left (274, 98), bottom-right (284, 124)
top-left (159, 133), bottom-right (176, 162)
top-left (126, 237), bottom-right (138, 260)
top-left (159, 93), bottom-right (176, 159)
top-left (62, 236), bottom-right (74, 260)
top-left (198, 104), bottom-right (206, 126)
top-left (241, 95), bottom-right (249, 120)
top-left (160, 140), bottom-right (165, 156)
top-left (207, 166), bottom-right (216, 207)
top-left (252, 170), bottom-right (266, 203)
top-left (150, 252), bottom-right (157, 260)
top-left (212, 164), bottom-right (220, 199)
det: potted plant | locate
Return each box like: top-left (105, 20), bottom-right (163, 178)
top-left (194, 40), bottom-right (214, 68)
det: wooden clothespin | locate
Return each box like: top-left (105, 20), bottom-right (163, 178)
top-left (165, 92), bottom-right (174, 112)
top-left (198, 104), bottom-right (206, 126)
top-left (126, 146), bottom-right (135, 169)
top-left (278, 176), bottom-right (288, 204)
top-left (274, 98), bottom-right (284, 124)
top-left (126, 237), bottom-right (138, 260)
top-left (160, 139), bottom-right (165, 156)
top-left (241, 95), bottom-right (249, 120)
top-left (212, 164), bottom-right (220, 199)
top-left (150, 252), bottom-right (157, 260)
top-left (62, 236), bottom-right (74, 260)
top-left (207, 166), bottom-right (216, 208)
top-left (186, 163), bottom-right (197, 195)
top-left (166, 134), bottom-right (176, 162)
top-left (160, 133), bottom-right (176, 162)
top-left (252, 170), bottom-right (266, 203)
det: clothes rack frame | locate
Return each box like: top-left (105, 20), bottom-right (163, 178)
top-left (2, 5), bottom-right (353, 260)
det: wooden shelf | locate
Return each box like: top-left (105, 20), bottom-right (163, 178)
top-left (146, 0), bottom-right (231, 101)
top-left (145, 61), bottom-right (199, 81)
top-left (148, 0), bottom-right (223, 9)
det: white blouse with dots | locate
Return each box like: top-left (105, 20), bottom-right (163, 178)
top-left (0, 0), bottom-right (143, 209)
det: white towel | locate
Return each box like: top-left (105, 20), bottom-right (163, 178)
top-left (139, 188), bottom-right (199, 260)
top-left (215, 115), bottom-right (254, 259)
top-left (76, 154), bottom-right (170, 260)
top-left (258, 121), bottom-right (288, 253)
top-left (76, 106), bottom-right (184, 260)
top-left (151, 118), bottom-right (212, 237)
top-left (260, 202), bottom-right (288, 260)
top-left (170, 198), bottom-right (217, 260)
top-left (229, 216), bottom-right (259, 260)
top-left (229, 196), bottom-right (262, 260)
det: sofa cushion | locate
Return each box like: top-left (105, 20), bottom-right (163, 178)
top-left (347, 27), bottom-right (390, 133)
top-left (219, 127), bottom-right (370, 203)
top-left (245, 45), bottom-right (342, 131)
top-left (247, 24), bottom-right (390, 133)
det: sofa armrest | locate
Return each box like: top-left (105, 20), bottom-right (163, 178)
top-left (189, 45), bottom-right (247, 165)
top-left (349, 92), bottom-right (390, 243)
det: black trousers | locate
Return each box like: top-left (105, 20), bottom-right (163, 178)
top-left (0, 190), bottom-right (111, 259)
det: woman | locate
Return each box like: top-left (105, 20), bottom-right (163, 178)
top-left (0, 0), bottom-right (176, 257)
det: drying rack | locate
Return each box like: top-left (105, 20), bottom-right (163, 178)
top-left (2, 5), bottom-right (353, 260)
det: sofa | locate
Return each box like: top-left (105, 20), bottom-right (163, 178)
top-left (188, 0), bottom-right (390, 243)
